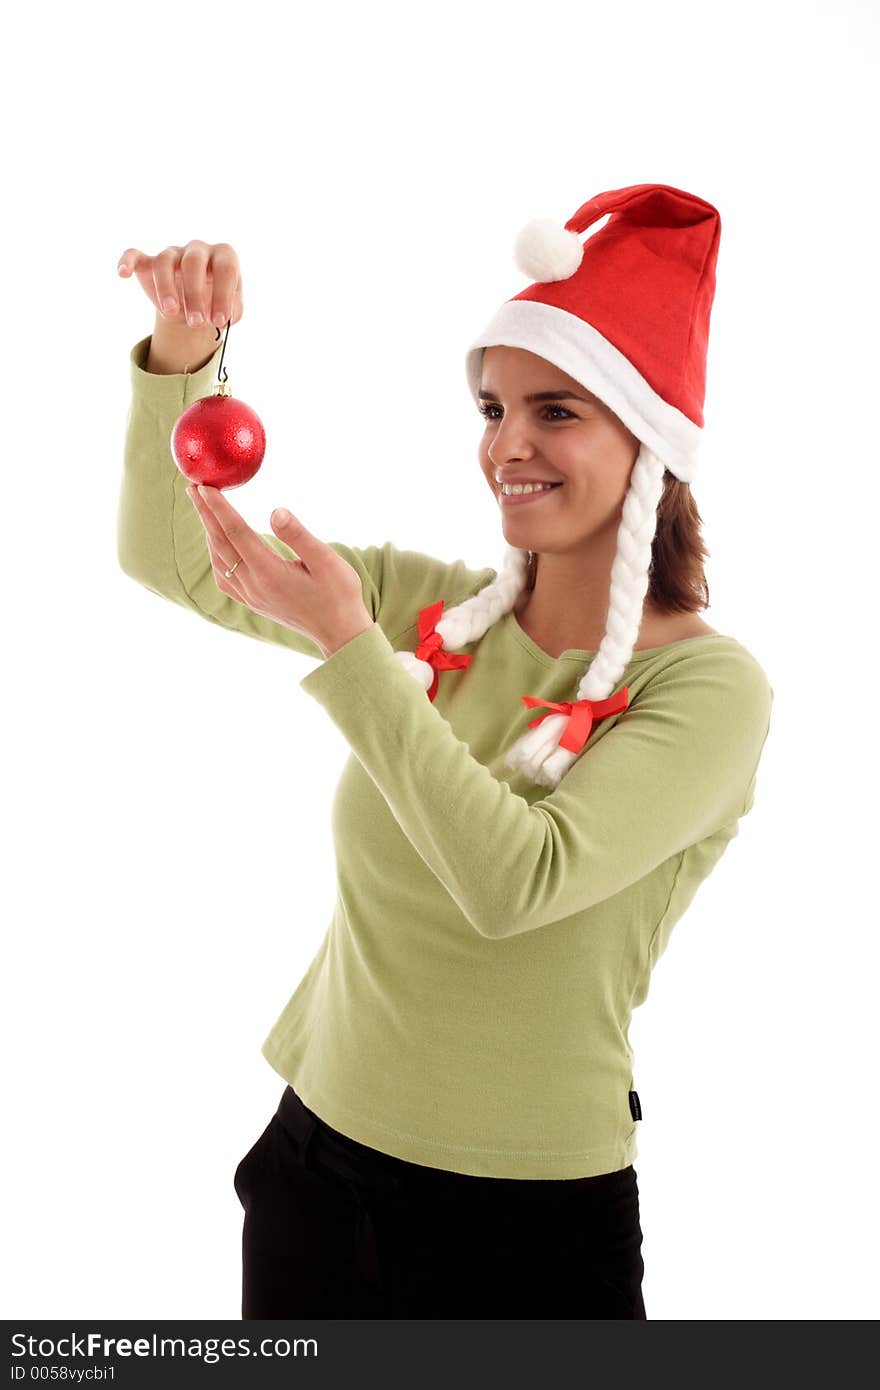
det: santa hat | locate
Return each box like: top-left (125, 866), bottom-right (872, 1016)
top-left (394, 182), bottom-right (721, 790)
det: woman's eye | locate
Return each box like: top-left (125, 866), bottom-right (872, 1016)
top-left (477, 403), bottom-right (575, 422)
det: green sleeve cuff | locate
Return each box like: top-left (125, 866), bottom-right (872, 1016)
top-left (129, 333), bottom-right (225, 409)
top-left (299, 619), bottom-right (398, 698)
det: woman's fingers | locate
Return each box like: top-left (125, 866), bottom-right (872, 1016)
top-left (187, 486), bottom-right (248, 591)
top-left (151, 245), bottom-right (184, 315)
top-left (188, 483), bottom-right (230, 552)
top-left (118, 240), bottom-right (243, 326)
top-left (188, 486), bottom-right (270, 580)
top-left (116, 248), bottom-right (142, 276)
top-left (206, 244), bottom-right (239, 328)
top-left (178, 240), bottom-right (213, 325)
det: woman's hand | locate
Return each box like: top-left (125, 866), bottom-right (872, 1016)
top-left (187, 484), bottom-right (374, 658)
top-left (117, 239), bottom-right (245, 329)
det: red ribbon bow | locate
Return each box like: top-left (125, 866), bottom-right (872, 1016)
top-left (520, 686), bottom-right (630, 755)
top-left (415, 599), bottom-right (473, 702)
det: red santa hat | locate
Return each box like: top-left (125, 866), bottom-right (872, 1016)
top-left (395, 183), bottom-right (722, 790)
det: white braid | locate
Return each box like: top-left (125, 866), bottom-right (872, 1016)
top-left (394, 442), bottom-right (666, 790)
top-left (392, 545), bottom-right (529, 693)
top-left (505, 443), bottom-right (665, 787)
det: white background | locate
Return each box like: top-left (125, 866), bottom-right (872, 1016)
top-left (3, 0), bottom-right (877, 1322)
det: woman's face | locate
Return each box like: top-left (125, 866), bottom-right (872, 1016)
top-left (477, 346), bottom-right (640, 552)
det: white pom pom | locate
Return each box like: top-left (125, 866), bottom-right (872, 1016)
top-left (513, 218), bottom-right (583, 283)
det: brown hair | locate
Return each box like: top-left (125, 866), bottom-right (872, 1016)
top-left (646, 472), bottom-right (711, 614)
top-left (526, 471), bottom-right (711, 615)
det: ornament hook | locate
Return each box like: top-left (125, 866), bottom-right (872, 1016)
top-left (212, 320), bottom-right (232, 398)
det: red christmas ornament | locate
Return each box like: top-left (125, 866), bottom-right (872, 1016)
top-left (170, 321), bottom-right (266, 491)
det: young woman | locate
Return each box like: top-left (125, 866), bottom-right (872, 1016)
top-left (116, 183), bottom-right (774, 1320)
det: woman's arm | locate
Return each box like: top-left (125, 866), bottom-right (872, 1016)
top-left (117, 333), bottom-right (384, 660)
top-left (297, 621), bottom-right (775, 940)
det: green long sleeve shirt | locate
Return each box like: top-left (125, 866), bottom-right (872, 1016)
top-left (118, 333), bottom-right (774, 1180)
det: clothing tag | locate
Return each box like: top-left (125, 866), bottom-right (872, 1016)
top-left (628, 1089), bottom-right (642, 1121)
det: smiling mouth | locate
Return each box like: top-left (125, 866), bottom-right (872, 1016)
top-left (497, 483), bottom-right (563, 507)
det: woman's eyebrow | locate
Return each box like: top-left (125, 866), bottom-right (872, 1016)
top-left (478, 388), bottom-right (593, 404)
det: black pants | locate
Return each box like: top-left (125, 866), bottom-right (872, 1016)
top-left (234, 1084), bottom-right (647, 1319)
